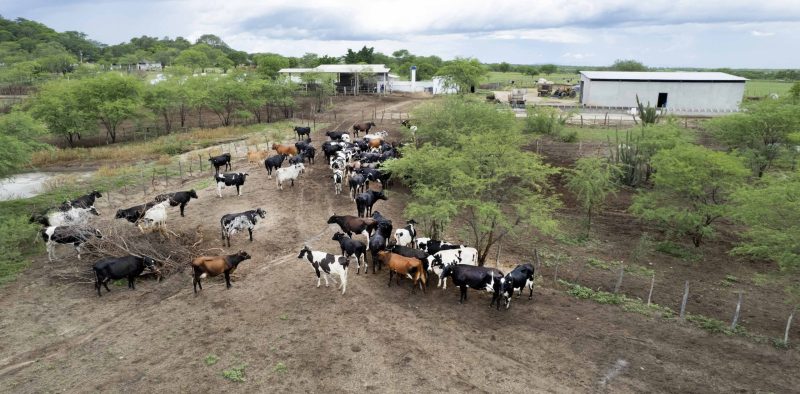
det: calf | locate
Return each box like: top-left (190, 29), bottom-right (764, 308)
top-left (332, 169), bottom-right (344, 195)
top-left (355, 190), bottom-right (387, 218)
top-left (47, 205), bottom-right (100, 227)
top-left (264, 154), bottom-right (287, 179)
top-left (322, 141), bottom-right (343, 162)
top-left (247, 150), bottom-right (269, 164)
top-left (208, 153), bottom-right (232, 174)
top-left (215, 172), bottom-right (248, 197)
top-left (440, 264), bottom-right (504, 306)
top-left (499, 263), bottom-right (535, 310)
top-left (388, 245), bottom-right (430, 272)
top-left (136, 201), bottom-right (170, 233)
top-left (191, 251), bottom-right (251, 293)
top-left (428, 247), bottom-right (478, 289)
top-left (154, 189), bottom-right (198, 217)
top-left (42, 226), bottom-right (102, 262)
top-left (297, 245), bottom-right (348, 295)
top-left (93, 255), bottom-right (160, 297)
top-left (332, 231), bottom-right (367, 274)
top-left (393, 219), bottom-right (418, 247)
top-left (327, 215), bottom-right (376, 246)
top-left (67, 190), bottom-right (103, 209)
top-left (275, 163), bottom-right (305, 190)
top-left (303, 146), bottom-right (316, 164)
top-left (294, 126), bottom-right (311, 140)
top-left (377, 251), bottom-right (426, 293)
top-left (115, 202), bottom-right (157, 223)
top-left (220, 208), bottom-right (266, 247)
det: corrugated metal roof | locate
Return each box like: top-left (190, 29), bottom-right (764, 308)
top-left (580, 71), bottom-right (747, 82)
top-left (278, 64), bottom-right (391, 74)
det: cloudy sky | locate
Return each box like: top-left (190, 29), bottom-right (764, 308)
top-left (3, 0), bottom-right (800, 68)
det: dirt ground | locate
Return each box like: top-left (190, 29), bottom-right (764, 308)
top-left (1, 96), bottom-right (798, 393)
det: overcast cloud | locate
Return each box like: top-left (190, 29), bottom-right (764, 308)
top-left (2, 0), bottom-right (799, 68)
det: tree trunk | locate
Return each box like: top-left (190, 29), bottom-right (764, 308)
top-left (163, 112), bottom-right (172, 132)
top-left (198, 108), bottom-right (204, 128)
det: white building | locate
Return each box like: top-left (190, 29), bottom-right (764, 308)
top-left (278, 64), bottom-right (392, 94)
top-left (578, 71), bottom-right (747, 114)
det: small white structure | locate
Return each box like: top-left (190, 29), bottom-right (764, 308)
top-left (579, 71), bottom-right (747, 114)
top-left (279, 64), bottom-right (392, 94)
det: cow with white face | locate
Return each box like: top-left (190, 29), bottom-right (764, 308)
top-left (499, 263), bottom-right (535, 310)
top-left (427, 247), bottom-right (478, 289)
top-left (297, 245), bottom-right (349, 295)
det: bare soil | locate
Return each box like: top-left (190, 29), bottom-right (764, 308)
top-left (1, 96), bottom-right (797, 393)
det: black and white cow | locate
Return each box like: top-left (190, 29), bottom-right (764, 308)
top-left (220, 208), bottom-right (266, 247)
top-left (355, 190), bottom-right (387, 218)
top-left (294, 126), bottom-right (311, 140)
top-left (297, 245), bottom-right (349, 295)
top-left (428, 247), bottom-right (479, 289)
top-left (322, 141), bottom-right (343, 162)
top-left (440, 264), bottom-right (504, 306)
top-left (66, 190), bottom-right (103, 209)
top-left (264, 154), bottom-right (286, 179)
top-left (393, 219), bottom-right (418, 247)
top-left (93, 255), bottom-right (159, 297)
top-left (41, 226), bottom-right (102, 262)
top-left (417, 238), bottom-right (462, 256)
top-left (45, 205), bottom-right (100, 227)
top-left (208, 153), bottom-right (232, 174)
top-left (499, 263), bottom-right (535, 309)
top-left (154, 190), bottom-right (198, 217)
top-left (215, 172), bottom-right (248, 197)
top-left (332, 231), bottom-right (367, 274)
top-left (332, 169), bottom-right (344, 195)
top-left (115, 202), bottom-right (157, 223)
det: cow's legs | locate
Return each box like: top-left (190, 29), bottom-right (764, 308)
top-left (236, 185), bottom-right (242, 196)
top-left (46, 242), bottom-right (55, 262)
top-left (103, 279), bottom-right (111, 293)
top-left (224, 271), bottom-right (232, 289)
top-left (248, 228), bottom-right (253, 242)
top-left (180, 203), bottom-right (186, 217)
top-left (323, 273), bottom-right (330, 287)
top-left (459, 286), bottom-right (467, 304)
top-left (527, 279), bottom-right (534, 299)
top-left (388, 270), bottom-right (394, 287)
top-left (74, 243), bottom-right (82, 260)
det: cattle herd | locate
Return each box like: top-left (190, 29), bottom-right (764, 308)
top-left (28, 122), bottom-right (536, 310)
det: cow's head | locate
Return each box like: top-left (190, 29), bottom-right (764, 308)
top-left (88, 206), bottom-right (100, 216)
top-left (326, 215), bottom-right (339, 225)
top-left (295, 163), bottom-right (306, 172)
top-left (114, 209), bottom-right (125, 219)
top-left (188, 190), bottom-right (198, 199)
top-left (91, 190), bottom-right (103, 198)
top-left (93, 228), bottom-right (103, 239)
top-left (429, 254), bottom-right (443, 271)
top-left (297, 245), bottom-right (311, 259)
top-left (500, 276), bottom-right (514, 309)
top-left (375, 191), bottom-right (387, 201)
top-left (140, 256), bottom-right (160, 273)
top-left (440, 262), bottom-right (455, 279)
top-left (332, 232), bottom-right (345, 242)
top-left (235, 250), bottom-right (252, 262)
top-left (407, 219), bottom-right (418, 225)
top-left (255, 208), bottom-right (266, 219)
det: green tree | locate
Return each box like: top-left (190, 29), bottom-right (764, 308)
top-left (185, 75), bottom-right (212, 127)
top-left (565, 157), bottom-right (621, 236)
top-left (382, 98), bottom-right (560, 265)
top-left (731, 172), bottom-right (800, 271)
top-left (609, 59), bottom-right (648, 71)
top-left (76, 73), bottom-right (143, 143)
top-left (253, 53), bottom-right (290, 79)
top-left (174, 48), bottom-right (211, 72)
top-left (539, 64), bottom-right (558, 74)
top-left (143, 80), bottom-right (179, 132)
top-left (435, 58), bottom-right (486, 94)
top-left (707, 100), bottom-right (800, 177)
top-left (631, 145), bottom-right (749, 247)
top-left (497, 62), bottom-right (511, 72)
top-left (27, 79), bottom-right (94, 147)
top-left (206, 75), bottom-right (248, 126)
top-left (789, 81), bottom-right (800, 104)
top-left (0, 111), bottom-right (48, 176)
top-left (344, 46), bottom-right (374, 63)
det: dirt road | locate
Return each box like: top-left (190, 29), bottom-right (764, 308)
top-left (0, 96), bottom-right (797, 393)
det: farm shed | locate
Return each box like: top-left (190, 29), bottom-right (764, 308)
top-left (579, 71), bottom-right (747, 114)
top-left (278, 64), bottom-right (392, 95)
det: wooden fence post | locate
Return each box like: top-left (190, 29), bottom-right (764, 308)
top-left (495, 242), bottom-right (501, 268)
top-left (178, 161), bottom-right (183, 183)
top-left (647, 273), bottom-right (655, 306)
top-left (614, 265), bottom-right (624, 294)
top-left (198, 154), bottom-right (204, 172)
top-left (680, 281), bottom-right (690, 320)
top-left (784, 306), bottom-right (796, 344)
top-left (553, 261), bottom-right (560, 284)
top-left (140, 168), bottom-right (146, 197)
top-left (163, 167), bottom-right (168, 187)
top-left (731, 292), bottom-right (743, 330)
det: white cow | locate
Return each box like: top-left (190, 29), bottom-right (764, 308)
top-left (137, 201), bottom-right (170, 233)
top-left (297, 245), bottom-right (349, 295)
top-left (427, 247), bottom-right (479, 289)
top-left (275, 163), bottom-right (306, 190)
top-left (47, 206), bottom-right (100, 227)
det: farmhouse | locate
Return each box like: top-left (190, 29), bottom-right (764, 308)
top-left (279, 64), bottom-right (392, 94)
top-left (578, 71), bottom-right (747, 114)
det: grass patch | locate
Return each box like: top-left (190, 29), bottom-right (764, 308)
top-left (744, 80), bottom-right (794, 97)
top-left (278, 314), bottom-right (289, 321)
top-left (273, 362), bottom-right (287, 374)
top-left (751, 273), bottom-right (771, 286)
top-left (655, 241), bottom-right (700, 262)
top-left (222, 364), bottom-right (247, 382)
top-left (720, 274), bottom-right (739, 287)
top-left (204, 354), bottom-right (220, 366)
top-left (484, 71), bottom-right (579, 89)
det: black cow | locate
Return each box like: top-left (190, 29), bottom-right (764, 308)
top-left (264, 154), bottom-right (286, 179)
top-left (93, 255), bottom-right (159, 297)
top-left (357, 168), bottom-right (381, 189)
top-left (326, 130), bottom-right (348, 141)
top-left (348, 173), bottom-right (367, 201)
top-left (295, 138), bottom-right (312, 154)
top-left (67, 190), bottom-right (103, 209)
top-left (322, 141), bottom-right (343, 162)
top-left (369, 233), bottom-right (388, 273)
top-left (332, 232), bottom-right (368, 274)
top-left (154, 190), bottom-right (198, 217)
top-left (418, 239), bottom-right (462, 256)
top-left (500, 263), bottom-right (536, 309)
top-left (208, 153), bottom-right (232, 174)
top-left (388, 244), bottom-right (430, 272)
top-left (220, 208), bottom-right (266, 247)
top-left (214, 172), bottom-right (248, 197)
top-left (441, 264), bottom-right (504, 306)
top-left (115, 201), bottom-right (158, 223)
top-left (355, 190), bottom-right (387, 218)
top-left (294, 126), bottom-right (311, 140)
top-left (42, 226), bottom-right (102, 262)
top-left (289, 155), bottom-right (305, 167)
top-left (371, 211), bottom-right (393, 238)
top-left (359, 152), bottom-right (383, 163)
top-left (303, 146), bottom-right (316, 164)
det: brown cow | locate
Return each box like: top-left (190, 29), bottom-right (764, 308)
top-left (272, 143), bottom-right (299, 156)
top-left (377, 251), bottom-right (427, 293)
top-left (247, 150), bottom-right (269, 163)
top-left (352, 121), bottom-right (376, 138)
top-left (191, 251), bottom-right (251, 293)
top-left (327, 214), bottom-right (377, 248)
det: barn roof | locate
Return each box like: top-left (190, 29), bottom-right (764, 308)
top-left (279, 64), bottom-right (391, 74)
top-left (580, 71), bottom-right (747, 82)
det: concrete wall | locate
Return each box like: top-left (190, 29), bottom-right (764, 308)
top-left (580, 75), bottom-right (745, 111)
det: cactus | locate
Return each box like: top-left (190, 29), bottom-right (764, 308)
top-left (636, 94), bottom-right (660, 125)
top-left (608, 130), bottom-right (651, 187)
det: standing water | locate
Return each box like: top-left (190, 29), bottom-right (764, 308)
top-left (0, 172), bottom-right (91, 201)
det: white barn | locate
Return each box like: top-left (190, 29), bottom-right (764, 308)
top-left (579, 71), bottom-right (747, 114)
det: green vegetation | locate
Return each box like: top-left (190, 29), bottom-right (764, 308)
top-left (609, 59), bottom-right (648, 72)
top-left (0, 111), bottom-right (48, 176)
top-left (744, 80), bottom-right (795, 97)
top-left (384, 97), bottom-right (560, 264)
top-left (523, 106), bottom-right (569, 136)
top-left (609, 123), bottom-right (693, 187)
top-left (635, 94), bottom-right (660, 125)
top-left (435, 58), bottom-right (487, 93)
top-left (586, 258), bottom-right (655, 277)
top-left (222, 364), bottom-right (246, 382)
top-left (204, 354), bottom-right (220, 366)
top-left (631, 145), bottom-right (749, 247)
top-left (273, 362), bottom-right (287, 374)
top-left (565, 158), bottom-right (621, 235)
top-left (655, 241), bottom-right (700, 262)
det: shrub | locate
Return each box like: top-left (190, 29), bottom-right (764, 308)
top-left (523, 106), bottom-right (569, 135)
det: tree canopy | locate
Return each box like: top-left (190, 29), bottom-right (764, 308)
top-left (435, 58), bottom-right (486, 94)
top-left (609, 59), bottom-right (648, 71)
